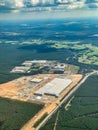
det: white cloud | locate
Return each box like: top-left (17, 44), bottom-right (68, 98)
top-left (31, 0), bottom-right (39, 5)
top-left (14, 0), bottom-right (24, 7)
top-left (0, 0), bottom-right (24, 8)
top-left (0, 0), bottom-right (98, 11)
top-left (65, 0), bottom-right (86, 9)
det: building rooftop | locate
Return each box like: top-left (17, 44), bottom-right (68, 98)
top-left (35, 78), bottom-right (72, 97)
top-left (30, 78), bottom-right (43, 83)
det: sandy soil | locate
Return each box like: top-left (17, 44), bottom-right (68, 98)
top-left (21, 74), bottom-right (82, 130)
top-left (0, 74), bottom-right (82, 130)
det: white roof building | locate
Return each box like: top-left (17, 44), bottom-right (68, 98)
top-left (35, 78), bottom-right (72, 97)
top-left (23, 60), bottom-right (47, 64)
top-left (30, 78), bottom-right (43, 83)
top-left (11, 66), bottom-right (30, 73)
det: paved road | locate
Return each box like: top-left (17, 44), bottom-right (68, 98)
top-left (36, 70), bottom-right (98, 130)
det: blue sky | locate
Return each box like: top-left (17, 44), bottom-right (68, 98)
top-left (0, 0), bottom-right (98, 20)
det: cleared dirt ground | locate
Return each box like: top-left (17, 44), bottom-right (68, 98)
top-left (0, 74), bottom-right (82, 130)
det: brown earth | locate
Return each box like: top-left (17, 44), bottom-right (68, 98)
top-left (0, 74), bottom-right (82, 130)
top-left (21, 74), bottom-right (82, 130)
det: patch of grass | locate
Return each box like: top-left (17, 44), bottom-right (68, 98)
top-left (65, 64), bottom-right (79, 74)
top-left (52, 41), bottom-right (98, 66)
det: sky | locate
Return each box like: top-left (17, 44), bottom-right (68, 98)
top-left (0, 0), bottom-right (98, 20)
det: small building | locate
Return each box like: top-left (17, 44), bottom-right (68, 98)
top-left (11, 66), bottom-right (31, 73)
top-left (22, 61), bottom-right (33, 66)
top-left (54, 63), bottom-right (66, 69)
top-left (22, 60), bottom-right (47, 65)
top-left (51, 63), bottom-right (66, 72)
top-left (31, 60), bottom-right (47, 64)
top-left (30, 78), bottom-right (43, 83)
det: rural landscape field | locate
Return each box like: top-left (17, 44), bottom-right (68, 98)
top-left (0, 18), bottom-right (98, 83)
top-left (0, 18), bottom-right (98, 130)
top-left (0, 0), bottom-right (98, 129)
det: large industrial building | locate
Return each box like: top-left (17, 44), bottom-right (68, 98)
top-left (35, 78), bottom-right (72, 97)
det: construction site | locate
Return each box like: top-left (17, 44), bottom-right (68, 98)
top-left (0, 73), bottom-right (82, 130)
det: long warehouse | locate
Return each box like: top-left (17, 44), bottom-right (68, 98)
top-left (35, 78), bottom-right (72, 97)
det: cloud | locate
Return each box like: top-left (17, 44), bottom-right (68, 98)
top-left (14, 0), bottom-right (24, 7)
top-left (0, 0), bottom-right (98, 12)
top-left (66, 0), bottom-right (86, 9)
top-left (0, 0), bottom-right (24, 8)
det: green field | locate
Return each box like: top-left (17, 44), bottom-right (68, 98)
top-left (41, 75), bottom-right (98, 130)
top-left (51, 41), bottom-right (98, 66)
top-left (65, 64), bottom-right (79, 74)
top-left (18, 39), bottom-right (98, 66)
top-left (0, 97), bottom-right (43, 130)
